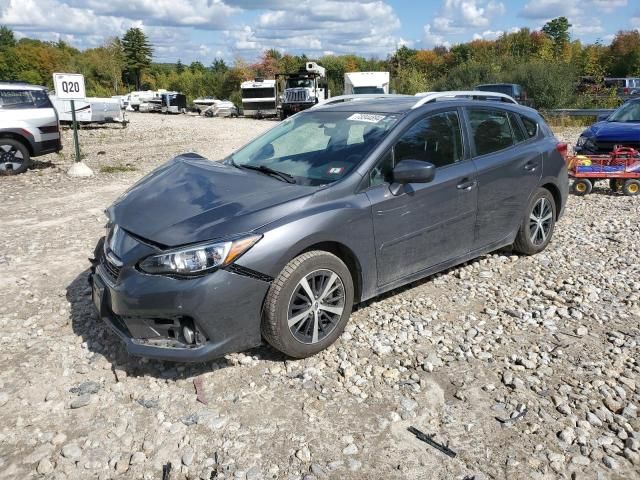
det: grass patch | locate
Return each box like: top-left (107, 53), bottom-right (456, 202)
top-left (100, 163), bottom-right (137, 174)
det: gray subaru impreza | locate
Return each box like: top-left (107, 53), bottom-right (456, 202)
top-left (90, 96), bottom-right (568, 361)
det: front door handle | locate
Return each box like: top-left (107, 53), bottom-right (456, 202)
top-left (457, 179), bottom-right (477, 191)
top-left (524, 161), bottom-right (539, 172)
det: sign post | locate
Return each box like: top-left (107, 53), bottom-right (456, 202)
top-left (53, 73), bottom-right (93, 177)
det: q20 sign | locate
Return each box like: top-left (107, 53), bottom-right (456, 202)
top-left (53, 73), bottom-right (86, 100)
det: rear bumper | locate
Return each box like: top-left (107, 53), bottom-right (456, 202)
top-left (90, 257), bottom-right (270, 362)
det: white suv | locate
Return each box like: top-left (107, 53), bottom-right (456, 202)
top-left (0, 83), bottom-right (62, 175)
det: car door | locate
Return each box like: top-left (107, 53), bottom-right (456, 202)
top-left (365, 109), bottom-right (478, 287)
top-left (465, 108), bottom-right (542, 250)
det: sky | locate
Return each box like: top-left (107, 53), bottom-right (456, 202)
top-left (1, 0), bottom-right (639, 64)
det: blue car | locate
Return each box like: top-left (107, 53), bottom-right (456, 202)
top-left (576, 98), bottom-right (640, 154)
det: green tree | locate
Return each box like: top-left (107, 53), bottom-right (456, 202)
top-left (121, 27), bottom-right (152, 90)
top-left (542, 17), bottom-right (571, 59)
top-left (211, 58), bottom-right (228, 74)
top-left (176, 59), bottom-right (185, 73)
top-left (189, 61), bottom-right (206, 73)
top-left (0, 26), bottom-right (16, 51)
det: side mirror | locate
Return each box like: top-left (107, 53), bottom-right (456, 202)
top-left (390, 160), bottom-right (435, 195)
top-left (597, 114), bottom-right (610, 122)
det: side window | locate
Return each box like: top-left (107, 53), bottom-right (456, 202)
top-left (394, 111), bottom-right (463, 168)
top-left (509, 113), bottom-right (527, 143)
top-left (468, 109), bottom-right (516, 156)
top-left (368, 111), bottom-right (463, 187)
top-left (0, 90), bottom-right (51, 109)
top-left (520, 116), bottom-right (538, 138)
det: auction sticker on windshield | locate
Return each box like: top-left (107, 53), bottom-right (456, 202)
top-left (347, 113), bottom-right (386, 123)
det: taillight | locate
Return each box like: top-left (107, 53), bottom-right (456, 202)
top-left (624, 87), bottom-right (629, 94)
top-left (556, 142), bottom-right (568, 161)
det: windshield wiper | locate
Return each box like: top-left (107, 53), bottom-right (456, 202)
top-left (233, 162), bottom-right (296, 184)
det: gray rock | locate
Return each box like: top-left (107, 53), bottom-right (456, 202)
top-left (70, 394), bottom-right (91, 409)
top-left (342, 444), bottom-right (358, 455)
top-left (182, 446), bottom-right (195, 466)
top-left (36, 458), bottom-right (54, 475)
top-left (129, 452), bottom-right (146, 465)
top-left (602, 455), bottom-right (618, 469)
top-left (61, 444), bottom-right (82, 461)
top-left (296, 446), bottom-right (311, 462)
top-left (69, 381), bottom-right (101, 395)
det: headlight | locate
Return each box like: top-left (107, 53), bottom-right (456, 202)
top-left (138, 234), bottom-right (262, 276)
top-left (577, 136), bottom-right (586, 147)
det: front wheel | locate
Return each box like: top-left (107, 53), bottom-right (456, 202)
top-left (512, 188), bottom-right (556, 255)
top-left (0, 138), bottom-right (31, 176)
top-left (261, 251), bottom-right (354, 358)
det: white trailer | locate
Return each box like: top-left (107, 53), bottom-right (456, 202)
top-left (343, 72), bottom-right (390, 95)
top-left (126, 90), bottom-right (165, 111)
top-left (50, 96), bottom-right (127, 125)
top-left (241, 79), bottom-right (277, 118)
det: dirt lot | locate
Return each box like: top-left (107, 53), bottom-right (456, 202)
top-left (0, 113), bottom-right (638, 480)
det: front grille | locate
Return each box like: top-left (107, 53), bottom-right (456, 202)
top-left (285, 89), bottom-right (310, 103)
top-left (594, 141), bottom-right (640, 153)
top-left (101, 254), bottom-right (121, 282)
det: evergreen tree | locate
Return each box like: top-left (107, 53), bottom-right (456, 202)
top-left (121, 27), bottom-right (152, 90)
top-left (176, 59), bottom-right (185, 73)
top-left (0, 26), bottom-right (16, 51)
top-left (542, 17), bottom-right (572, 58)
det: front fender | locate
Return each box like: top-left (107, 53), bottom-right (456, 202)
top-left (235, 193), bottom-right (378, 301)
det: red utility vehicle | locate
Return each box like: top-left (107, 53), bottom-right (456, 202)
top-left (568, 147), bottom-right (640, 196)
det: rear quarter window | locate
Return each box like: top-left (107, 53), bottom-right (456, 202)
top-left (0, 89), bottom-right (52, 110)
top-left (520, 116), bottom-right (538, 138)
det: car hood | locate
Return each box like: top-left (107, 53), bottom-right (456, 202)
top-left (582, 121), bottom-right (640, 142)
top-left (108, 154), bottom-right (314, 247)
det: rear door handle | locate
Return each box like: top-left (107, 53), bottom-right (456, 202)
top-left (524, 161), bottom-right (539, 172)
top-left (457, 179), bottom-right (477, 191)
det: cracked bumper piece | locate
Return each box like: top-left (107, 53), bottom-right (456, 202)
top-left (91, 264), bottom-right (270, 362)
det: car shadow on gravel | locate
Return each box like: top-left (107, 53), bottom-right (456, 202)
top-left (67, 269), bottom-right (289, 381)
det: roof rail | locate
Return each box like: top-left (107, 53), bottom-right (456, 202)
top-left (412, 90), bottom-right (518, 109)
top-left (313, 93), bottom-right (412, 109)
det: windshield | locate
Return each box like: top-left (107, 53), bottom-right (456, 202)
top-left (608, 101), bottom-right (640, 122)
top-left (227, 110), bottom-right (398, 186)
top-left (286, 79), bottom-right (314, 89)
top-left (353, 87), bottom-right (385, 94)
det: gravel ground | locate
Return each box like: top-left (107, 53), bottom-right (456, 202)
top-left (0, 113), bottom-right (638, 480)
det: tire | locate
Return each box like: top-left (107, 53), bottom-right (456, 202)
top-left (261, 250), bottom-right (354, 358)
top-left (622, 179), bottom-right (640, 196)
top-left (278, 110), bottom-right (287, 121)
top-left (513, 188), bottom-right (557, 255)
top-left (0, 138), bottom-right (31, 176)
top-left (572, 179), bottom-right (592, 196)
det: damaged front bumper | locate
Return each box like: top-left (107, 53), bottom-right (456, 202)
top-left (89, 237), bottom-right (271, 362)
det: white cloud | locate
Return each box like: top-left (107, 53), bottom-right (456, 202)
top-left (473, 30), bottom-right (504, 41)
top-left (423, 25), bottom-right (450, 48)
top-left (520, 0), bottom-right (627, 20)
top-left (228, 0), bottom-right (404, 57)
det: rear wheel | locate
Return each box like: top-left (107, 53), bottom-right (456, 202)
top-left (0, 138), bottom-right (31, 176)
top-left (572, 179), bottom-right (592, 196)
top-left (261, 251), bottom-right (354, 358)
top-left (622, 179), bottom-right (640, 196)
top-left (513, 188), bottom-right (556, 255)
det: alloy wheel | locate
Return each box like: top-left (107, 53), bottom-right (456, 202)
top-left (0, 144), bottom-right (25, 172)
top-left (529, 197), bottom-right (553, 246)
top-left (288, 269), bottom-right (345, 344)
